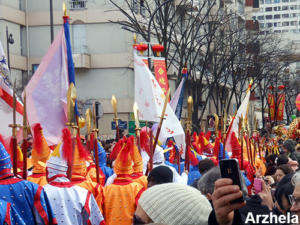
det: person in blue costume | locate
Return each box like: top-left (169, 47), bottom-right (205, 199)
top-left (97, 141), bottom-right (114, 182)
top-left (0, 141), bottom-right (57, 225)
top-left (187, 150), bottom-right (202, 186)
top-left (0, 199), bottom-right (25, 225)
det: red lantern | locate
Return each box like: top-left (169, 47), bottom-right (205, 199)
top-left (268, 85), bottom-right (274, 90)
top-left (278, 85), bottom-right (285, 90)
top-left (135, 43), bottom-right (148, 55)
top-left (296, 93), bottom-right (300, 111)
top-left (151, 44), bottom-right (164, 56)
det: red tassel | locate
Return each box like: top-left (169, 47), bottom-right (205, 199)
top-left (110, 139), bottom-right (124, 161)
top-left (8, 137), bottom-right (13, 162)
top-left (188, 150), bottom-right (198, 166)
top-left (120, 138), bottom-right (131, 165)
top-left (205, 131), bottom-right (211, 141)
top-left (230, 133), bottom-right (242, 165)
top-left (213, 137), bottom-right (220, 160)
top-left (76, 134), bottom-right (89, 160)
top-left (198, 135), bottom-right (205, 155)
top-left (140, 130), bottom-right (150, 156)
top-left (62, 128), bottom-right (73, 163)
top-left (33, 123), bottom-right (43, 154)
top-left (90, 132), bottom-right (95, 151)
top-left (192, 132), bottom-right (198, 142)
top-left (0, 134), bottom-right (8, 150)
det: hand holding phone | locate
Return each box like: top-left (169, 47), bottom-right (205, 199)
top-left (219, 159), bottom-right (245, 203)
top-left (253, 178), bottom-right (263, 194)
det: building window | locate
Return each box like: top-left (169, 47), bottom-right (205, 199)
top-left (291, 21), bottom-right (297, 25)
top-left (70, 0), bottom-right (87, 10)
top-left (282, 0), bottom-right (289, 2)
top-left (282, 14), bottom-right (289, 18)
top-left (72, 24), bottom-right (88, 54)
top-left (260, 0), bottom-right (264, 4)
top-left (274, 30), bottom-right (281, 33)
top-left (282, 6), bottom-right (288, 10)
top-left (132, 0), bottom-right (138, 13)
top-left (253, 16), bottom-right (256, 20)
top-left (274, 6), bottom-right (280, 11)
top-left (260, 23), bottom-right (265, 28)
top-left (273, 0), bottom-right (280, 2)
top-left (290, 5), bottom-right (296, 10)
top-left (140, 0), bottom-right (145, 16)
top-left (274, 14), bottom-right (281, 19)
top-left (282, 21), bottom-right (289, 26)
top-left (265, 7), bottom-right (272, 11)
top-left (265, 0), bottom-right (272, 3)
top-left (258, 15), bottom-right (264, 20)
top-left (266, 15), bottom-right (272, 19)
top-left (267, 23), bottom-right (273, 27)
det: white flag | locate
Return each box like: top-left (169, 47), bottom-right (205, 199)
top-left (0, 41), bottom-right (23, 139)
top-left (134, 51), bottom-right (185, 152)
top-left (225, 83), bottom-right (252, 153)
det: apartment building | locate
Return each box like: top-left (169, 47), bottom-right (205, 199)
top-left (0, 0), bottom-right (258, 134)
top-left (253, 0), bottom-right (300, 34)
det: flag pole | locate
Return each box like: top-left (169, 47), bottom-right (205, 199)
top-left (66, 83), bottom-right (77, 179)
top-left (21, 92), bottom-right (28, 179)
top-left (92, 102), bottom-right (100, 184)
top-left (111, 95), bottom-right (120, 141)
top-left (184, 96), bottom-right (193, 171)
top-left (9, 80), bottom-right (19, 177)
top-left (151, 89), bottom-right (170, 165)
top-left (133, 102), bottom-right (141, 153)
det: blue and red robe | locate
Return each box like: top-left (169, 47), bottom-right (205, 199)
top-left (0, 177), bottom-right (57, 224)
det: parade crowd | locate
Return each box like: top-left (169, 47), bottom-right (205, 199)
top-left (0, 119), bottom-right (300, 225)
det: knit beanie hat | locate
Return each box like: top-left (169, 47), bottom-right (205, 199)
top-left (139, 183), bottom-right (212, 225)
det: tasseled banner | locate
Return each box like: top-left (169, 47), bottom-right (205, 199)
top-left (205, 131), bottom-right (211, 141)
top-left (140, 129), bottom-right (150, 156)
top-left (33, 123), bottom-right (43, 154)
top-left (76, 134), bottom-right (89, 160)
top-left (110, 139), bottom-right (124, 161)
top-left (62, 128), bottom-right (73, 164)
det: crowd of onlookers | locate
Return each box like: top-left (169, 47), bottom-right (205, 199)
top-left (129, 138), bottom-right (300, 225)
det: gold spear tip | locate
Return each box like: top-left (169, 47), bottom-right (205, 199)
top-left (63, 1), bottom-right (67, 16)
top-left (133, 102), bottom-right (139, 114)
top-left (187, 96), bottom-right (193, 105)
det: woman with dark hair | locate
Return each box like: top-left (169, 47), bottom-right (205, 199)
top-left (274, 164), bottom-right (294, 183)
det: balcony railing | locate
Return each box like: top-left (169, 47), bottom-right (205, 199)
top-left (69, 0), bottom-right (87, 10)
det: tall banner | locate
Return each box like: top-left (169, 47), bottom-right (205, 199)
top-left (26, 28), bottom-right (68, 145)
top-left (277, 94), bottom-right (285, 121)
top-left (268, 94), bottom-right (275, 121)
top-left (268, 94), bottom-right (285, 121)
top-left (153, 58), bottom-right (169, 96)
top-left (141, 57), bottom-right (149, 68)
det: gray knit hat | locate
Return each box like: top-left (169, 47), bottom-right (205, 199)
top-left (138, 183), bottom-right (212, 225)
